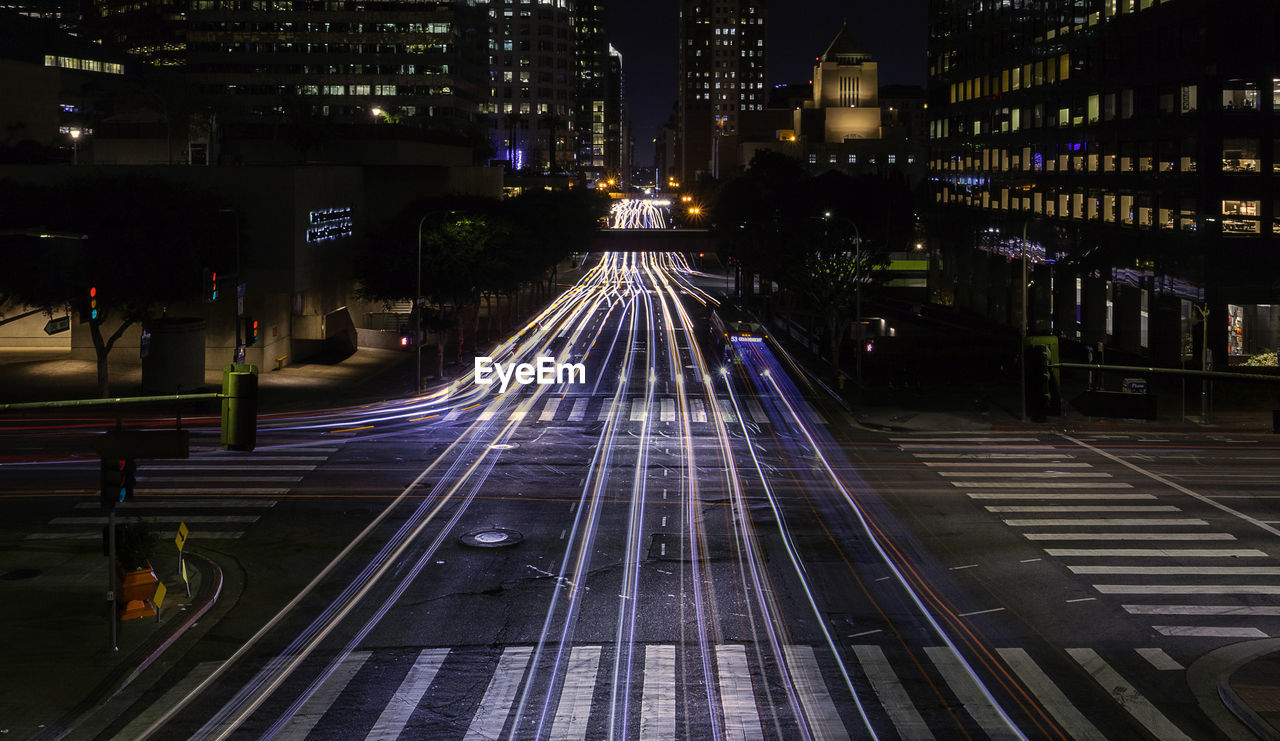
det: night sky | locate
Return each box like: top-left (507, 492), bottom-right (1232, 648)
top-left (607, 1), bottom-right (929, 170)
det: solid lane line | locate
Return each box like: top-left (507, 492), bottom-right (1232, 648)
top-left (364, 648), bottom-right (449, 741)
top-left (276, 651), bottom-right (371, 741)
top-left (851, 645), bottom-right (933, 740)
top-left (783, 645), bottom-right (850, 741)
top-left (997, 648), bottom-right (1106, 741)
top-left (639, 645), bottom-right (676, 741)
top-left (549, 645), bottom-right (601, 741)
top-left (1066, 648), bottom-right (1191, 741)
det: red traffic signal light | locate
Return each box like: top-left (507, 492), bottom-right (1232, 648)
top-left (88, 285), bottom-right (99, 321)
top-left (243, 316), bottom-right (259, 346)
top-left (204, 268), bottom-right (219, 303)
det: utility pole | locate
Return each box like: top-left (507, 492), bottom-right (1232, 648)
top-left (416, 214), bottom-right (429, 395)
top-left (1195, 303), bottom-right (1211, 422)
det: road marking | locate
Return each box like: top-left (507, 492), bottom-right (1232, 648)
top-left (912, 453), bottom-right (1072, 459)
top-left (1066, 648), bottom-right (1192, 741)
top-left (941, 471), bottom-right (1113, 478)
top-left (550, 645), bottom-right (601, 741)
top-left (716, 644), bottom-right (763, 741)
top-left (955, 481), bottom-right (1133, 488)
top-left (197, 456), bottom-right (329, 462)
top-left (276, 651), bottom-right (371, 741)
top-left (893, 436), bottom-right (1041, 442)
top-left (717, 399), bottom-right (738, 424)
top-left (690, 399), bottom-right (707, 423)
top-left (968, 493), bottom-right (1155, 501)
top-left (926, 461), bottom-right (1094, 468)
top-left (139, 476), bottom-right (302, 483)
top-left (1070, 565), bottom-right (1280, 575)
top-left (137, 487), bottom-right (290, 495)
top-left (997, 648), bottom-right (1106, 741)
top-left (108, 661), bottom-right (223, 741)
top-left (365, 648), bottom-right (448, 741)
top-left (598, 400), bottom-right (615, 421)
top-left (1065, 597), bottom-right (1096, 603)
top-left (746, 399), bottom-right (768, 424)
top-left (52, 515), bottom-right (260, 525)
top-left (1136, 648), bottom-right (1184, 671)
top-left (957, 607), bottom-right (1005, 617)
top-left (630, 398), bottom-right (648, 422)
top-left (660, 398), bottom-right (676, 422)
top-left (783, 645), bottom-right (850, 741)
top-left (1004, 519), bottom-right (1209, 527)
top-left (1047, 548), bottom-right (1266, 558)
top-left (1024, 533), bottom-right (1236, 541)
top-left (1154, 626), bottom-right (1269, 638)
top-left (464, 646), bottom-right (532, 741)
top-left (986, 505), bottom-right (1180, 513)
top-left (1124, 605), bottom-right (1280, 616)
top-left (851, 645), bottom-right (933, 740)
top-left (540, 397), bottom-right (561, 422)
top-left (639, 645), bottom-right (676, 741)
top-left (925, 647), bottom-right (1020, 740)
top-left (1062, 433), bottom-right (1280, 539)
top-left (75, 499), bottom-right (277, 509)
top-left (899, 444), bottom-right (1058, 451)
top-left (29, 530), bottom-right (245, 540)
top-left (1095, 585), bottom-right (1280, 595)
top-left (144, 465), bottom-right (314, 471)
top-left (444, 407), bottom-right (462, 421)
top-left (479, 400), bottom-right (503, 421)
top-left (568, 398), bottom-right (588, 422)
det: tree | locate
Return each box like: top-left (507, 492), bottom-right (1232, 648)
top-left (0, 175), bottom-right (230, 396)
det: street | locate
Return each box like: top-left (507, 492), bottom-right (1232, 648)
top-left (2, 252), bottom-right (1278, 740)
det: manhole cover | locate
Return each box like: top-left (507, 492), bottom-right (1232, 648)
top-left (459, 528), bottom-right (524, 548)
top-left (490, 443), bottom-right (518, 450)
top-left (1, 568), bottom-right (40, 581)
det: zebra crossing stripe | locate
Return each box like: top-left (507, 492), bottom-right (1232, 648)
top-left (568, 398), bottom-right (588, 422)
top-left (549, 645), bottom-right (602, 741)
top-left (997, 648), bottom-right (1106, 741)
top-left (639, 645), bottom-right (676, 741)
top-left (51, 515), bottom-right (260, 525)
top-left (782, 645), bottom-right (850, 741)
top-left (716, 644), bottom-right (763, 741)
top-left (464, 646), bottom-right (532, 741)
top-left (1124, 605), bottom-right (1280, 616)
top-left (1135, 648), bottom-right (1184, 671)
top-left (987, 505), bottom-right (1179, 513)
top-left (630, 398), bottom-right (648, 422)
top-left (108, 661), bottom-right (222, 741)
top-left (479, 400), bottom-right (503, 422)
top-left (276, 651), bottom-right (371, 741)
top-left (1025, 533), bottom-right (1235, 541)
top-left (957, 482), bottom-right (1133, 489)
top-left (540, 397), bottom-right (562, 422)
top-left (1004, 519), bottom-right (1209, 527)
top-left (912, 453), bottom-right (1071, 459)
top-left (660, 398), bottom-right (676, 422)
top-left (892, 436), bottom-right (1042, 442)
top-left (1066, 648), bottom-right (1193, 741)
top-left (927, 461), bottom-right (1094, 468)
top-left (851, 645), bottom-right (933, 740)
top-left (144, 465), bottom-right (314, 471)
top-left (746, 399), bottom-right (768, 424)
top-left (27, 531), bottom-right (246, 540)
top-left (690, 399), bottom-right (707, 423)
top-left (74, 499), bottom-right (277, 509)
top-left (924, 647), bottom-right (1020, 740)
top-left (598, 399), bottom-right (615, 421)
top-left (365, 648), bottom-right (449, 741)
top-left (1095, 585), bottom-right (1280, 595)
top-left (139, 476), bottom-right (302, 483)
top-left (444, 406), bottom-right (462, 421)
top-left (717, 399), bottom-right (738, 424)
top-left (967, 493), bottom-right (1155, 501)
top-left (941, 471), bottom-right (1113, 478)
top-left (1050, 549), bottom-right (1266, 558)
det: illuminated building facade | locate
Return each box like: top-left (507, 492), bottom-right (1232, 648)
top-left (573, 1), bottom-right (625, 185)
top-left (928, 0), bottom-right (1280, 362)
top-left (676, 0), bottom-right (767, 181)
top-left (483, 0), bottom-right (575, 172)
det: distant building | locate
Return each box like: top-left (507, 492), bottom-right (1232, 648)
top-left (928, 0), bottom-right (1280, 363)
top-left (676, 0), bottom-right (768, 182)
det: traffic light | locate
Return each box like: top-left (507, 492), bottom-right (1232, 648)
top-left (203, 268), bottom-right (219, 303)
top-left (99, 457), bottom-right (135, 509)
top-left (88, 285), bottom-right (99, 322)
top-left (221, 363), bottom-right (259, 451)
top-left (243, 317), bottom-right (259, 346)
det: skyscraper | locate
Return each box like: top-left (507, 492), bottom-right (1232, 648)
top-left (928, 0), bottom-right (1280, 363)
top-left (676, 0), bottom-right (767, 182)
top-left (573, 0), bottom-right (624, 185)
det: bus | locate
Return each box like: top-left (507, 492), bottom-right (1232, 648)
top-left (710, 304), bottom-right (766, 362)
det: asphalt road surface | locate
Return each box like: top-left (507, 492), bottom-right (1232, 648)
top-left (4, 252), bottom-right (1279, 740)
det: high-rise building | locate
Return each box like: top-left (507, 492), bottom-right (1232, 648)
top-left (676, 0), bottom-right (767, 182)
top-left (482, 0), bottom-right (575, 172)
top-left (928, 0), bottom-right (1280, 363)
top-left (87, 0), bottom-right (487, 131)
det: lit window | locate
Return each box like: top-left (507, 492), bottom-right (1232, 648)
top-left (1222, 199), bottom-right (1261, 234)
top-left (808, 154), bottom-right (816, 164)
top-left (1223, 139), bottom-right (1260, 173)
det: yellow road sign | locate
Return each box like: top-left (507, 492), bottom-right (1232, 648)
top-left (154, 581), bottom-right (167, 611)
top-left (175, 522), bottom-right (189, 552)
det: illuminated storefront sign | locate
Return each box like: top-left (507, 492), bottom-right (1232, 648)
top-left (307, 207), bottom-right (353, 243)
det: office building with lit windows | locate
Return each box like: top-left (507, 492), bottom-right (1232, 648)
top-left (676, 0), bottom-right (767, 182)
top-left (573, 1), bottom-right (625, 186)
top-left (482, 0), bottom-right (575, 173)
top-left (928, 0), bottom-right (1280, 364)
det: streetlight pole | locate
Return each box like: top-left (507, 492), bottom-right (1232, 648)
top-left (1195, 303), bottom-right (1210, 422)
top-left (1020, 220), bottom-right (1029, 422)
top-left (220, 208), bottom-right (242, 363)
top-left (851, 220), bottom-right (863, 388)
top-left (416, 214), bottom-right (428, 395)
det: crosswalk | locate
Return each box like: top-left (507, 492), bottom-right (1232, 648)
top-left (436, 394), bottom-right (801, 428)
top-left (129, 640), bottom-right (1195, 740)
top-left (23, 446), bottom-right (341, 542)
top-left (897, 432), bottom-right (1278, 640)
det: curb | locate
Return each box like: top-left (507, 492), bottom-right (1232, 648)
top-left (1187, 637), bottom-right (1280, 741)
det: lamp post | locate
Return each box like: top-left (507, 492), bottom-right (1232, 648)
top-left (416, 214), bottom-right (428, 394)
top-left (219, 208), bottom-right (242, 363)
top-left (1020, 220), bottom-right (1029, 422)
top-left (69, 129), bottom-right (81, 165)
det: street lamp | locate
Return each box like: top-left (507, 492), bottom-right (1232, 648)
top-left (219, 208), bottom-right (243, 363)
top-left (69, 129), bottom-right (81, 165)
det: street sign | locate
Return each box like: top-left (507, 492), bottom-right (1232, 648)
top-left (93, 430), bottom-right (190, 460)
top-left (175, 521), bottom-right (189, 552)
top-left (43, 316), bottom-right (70, 335)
